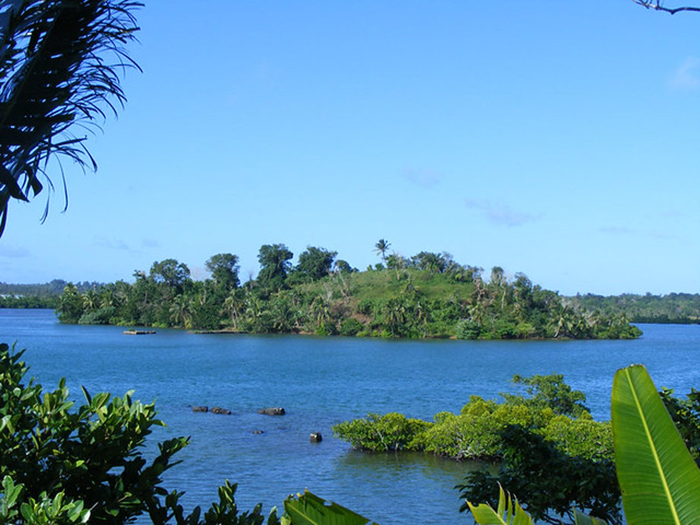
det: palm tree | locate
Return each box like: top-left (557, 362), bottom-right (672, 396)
top-left (374, 239), bottom-right (391, 267)
top-left (169, 294), bottom-right (192, 329)
top-left (81, 288), bottom-right (98, 310)
top-left (222, 289), bottom-right (245, 330)
top-left (384, 298), bottom-right (406, 337)
top-left (311, 296), bottom-right (330, 329)
top-left (0, 0), bottom-right (141, 236)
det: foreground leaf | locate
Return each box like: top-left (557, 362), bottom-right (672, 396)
top-left (283, 490), bottom-right (376, 525)
top-left (574, 509), bottom-right (608, 525)
top-left (467, 485), bottom-right (534, 525)
top-left (612, 365), bottom-right (700, 524)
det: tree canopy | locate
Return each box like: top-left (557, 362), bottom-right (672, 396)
top-left (256, 243), bottom-right (293, 289)
top-left (55, 242), bottom-right (643, 340)
top-left (293, 246), bottom-right (337, 283)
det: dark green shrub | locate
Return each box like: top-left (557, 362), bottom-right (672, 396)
top-left (332, 413), bottom-right (431, 452)
top-left (78, 306), bottom-right (116, 325)
top-left (339, 318), bottom-right (363, 336)
top-left (0, 343), bottom-right (279, 525)
top-left (456, 319), bottom-right (481, 340)
top-left (457, 425), bottom-right (620, 525)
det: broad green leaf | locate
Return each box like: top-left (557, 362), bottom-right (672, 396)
top-left (283, 490), bottom-right (377, 525)
top-left (2, 475), bottom-right (23, 507)
top-left (0, 414), bottom-right (13, 433)
top-left (467, 485), bottom-right (534, 525)
top-left (574, 509), bottom-right (608, 525)
top-left (612, 365), bottom-right (700, 525)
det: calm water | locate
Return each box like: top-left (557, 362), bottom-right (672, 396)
top-left (1, 309), bottom-right (700, 524)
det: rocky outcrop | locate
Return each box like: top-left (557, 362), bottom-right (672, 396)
top-left (210, 406), bottom-right (232, 415)
top-left (310, 432), bottom-right (322, 442)
top-left (258, 407), bottom-right (285, 416)
top-left (192, 406), bottom-right (209, 413)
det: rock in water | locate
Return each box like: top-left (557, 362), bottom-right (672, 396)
top-left (258, 407), bottom-right (285, 416)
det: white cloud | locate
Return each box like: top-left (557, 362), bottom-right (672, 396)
top-left (95, 237), bottom-right (130, 251)
top-left (464, 199), bottom-right (540, 227)
top-left (401, 168), bottom-right (443, 188)
top-left (669, 57), bottom-right (700, 91)
top-left (142, 238), bottom-right (160, 249)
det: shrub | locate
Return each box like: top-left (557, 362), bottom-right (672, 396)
top-left (456, 319), bottom-right (480, 340)
top-left (332, 413), bottom-right (431, 452)
top-left (78, 306), bottom-right (116, 325)
top-left (0, 343), bottom-right (279, 525)
top-left (339, 318), bottom-right (363, 336)
top-left (457, 425), bottom-right (620, 525)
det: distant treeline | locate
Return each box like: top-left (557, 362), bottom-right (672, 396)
top-left (0, 280), bottom-right (102, 309)
top-left (567, 293), bottom-right (700, 325)
top-left (54, 242), bottom-right (641, 340)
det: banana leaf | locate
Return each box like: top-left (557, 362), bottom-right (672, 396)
top-left (574, 509), bottom-right (608, 525)
top-left (282, 491), bottom-right (377, 525)
top-left (612, 364), bottom-right (700, 524)
top-left (467, 485), bottom-right (534, 525)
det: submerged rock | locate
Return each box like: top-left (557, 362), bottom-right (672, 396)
top-left (192, 406), bottom-right (209, 413)
top-left (210, 406), bottom-right (232, 415)
top-left (310, 432), bottom-right (323, 443)
top-left (258, 407), bottom-right (285, 416)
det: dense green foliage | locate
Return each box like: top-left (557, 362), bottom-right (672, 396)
top-left (0, 294), bottom-right (57, 309)
top-left (0, 280), bottom-right (104, 309)
top-left (333, 374), bottom-right (612, 459)
top-left (4, 343), bottom-right (700, 525)
top-left (568, 292), bottom-right (700, 324)
top-left (469, 365), bottom-right (700, 525)
top-left (458, 426), bottom-right (619, 525)
top-left (333, 375), bottom-right (619, 524)
top-left (0, 342), bottom-right (283, 525)
top-left (55, 245), bottom-right (641, 340)
top-left (0, 280), bottom-right (106, 309)
top-left (335, 372), bottom-right (700, 525)
top-left (659, 386), bottom-right (700, 463)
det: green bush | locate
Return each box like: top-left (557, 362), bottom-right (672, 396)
top-left (339, 318), bottom-right (363, 336)
top-left (77, 306), bottom-right (116, 325)
top-left (539, 415), bottom-right (613, 461)
top-left (0, 343), bottom-right (279, 525)
top-left (457, 425), bottom-right (620, 525)
top-left (456, 319), bottom-right (480, 340)
top-left (332, 413), bottom-right (431, 452)
top-left (418, 399), bottom-right (555, 460)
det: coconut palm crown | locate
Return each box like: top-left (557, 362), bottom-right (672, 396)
top-left (0, 0), bottom-right (141, 236)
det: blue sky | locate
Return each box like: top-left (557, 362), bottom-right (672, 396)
top-left (1, 1), bottom-right (699, 295)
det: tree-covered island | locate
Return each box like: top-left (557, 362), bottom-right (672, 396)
top-left (56, 242), bottom-right (641, 340)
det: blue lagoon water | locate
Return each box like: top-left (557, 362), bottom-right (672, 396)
top-left (1, 309), bottom-right (700, 524)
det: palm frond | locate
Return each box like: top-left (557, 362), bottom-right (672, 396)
top-left (0, 0), bottom-right (141, 237)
